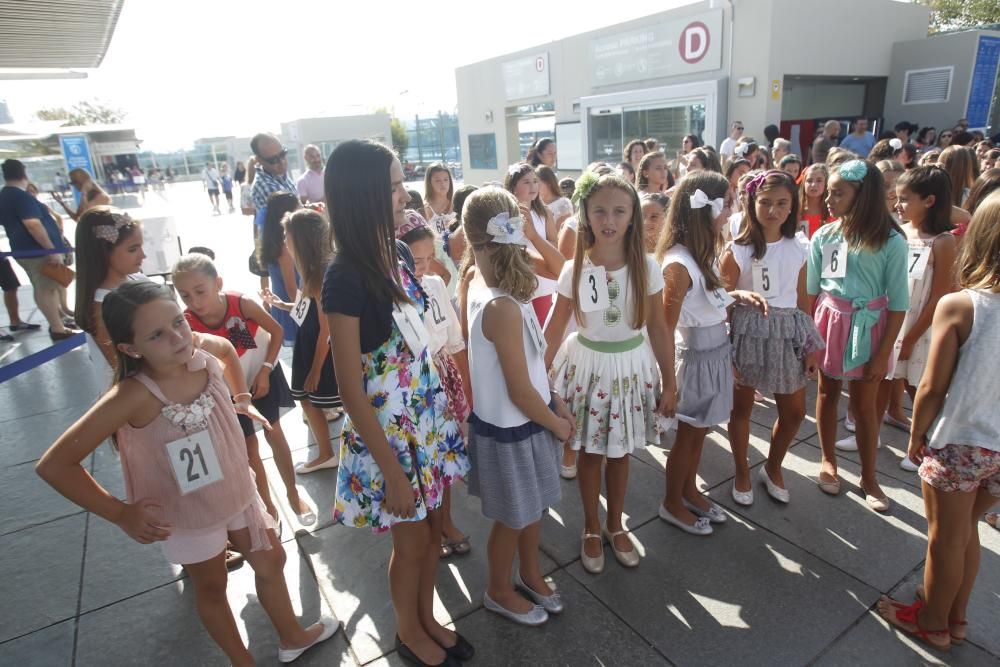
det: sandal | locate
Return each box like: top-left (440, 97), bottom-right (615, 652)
top-left (878, 596), bottom-right (951, 651)
top-left (986, 512), bottom-right (999, 530)
top-left (439, 542), bottom-right (453, 559)
top-left (443, 536), bottom-right (471, 556)
top-left (914, 585), bottom-right (968, 644)
top-left (225, 547), bottom-right (245, 569)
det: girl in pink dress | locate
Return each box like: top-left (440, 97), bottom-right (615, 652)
top-left (36, 280), bottom-right (337, 665)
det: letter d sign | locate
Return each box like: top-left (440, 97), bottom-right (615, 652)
top-left (679, 21), bottom-right (710, 64)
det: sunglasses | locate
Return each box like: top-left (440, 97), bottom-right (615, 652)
top-left (735, 126), bottom-right (744, 131)
top-left (260, 148), bottom-right (288, 165)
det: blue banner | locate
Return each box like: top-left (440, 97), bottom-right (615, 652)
top-left (966, 36), bottom-right (1000, 129)
top-left (59, 134), bottom-right (94, 207)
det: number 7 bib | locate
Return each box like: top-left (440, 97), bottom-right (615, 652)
top-left (165, 430), bottom-right (224, 495)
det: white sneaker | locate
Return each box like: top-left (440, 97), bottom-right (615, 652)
top-left (834, 435), bottom-right (881, 451)
top-left (899, 456), bottom-right (919, 472)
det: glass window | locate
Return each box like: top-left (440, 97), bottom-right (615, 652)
top-left (469, 133), bottom-right (498, 169)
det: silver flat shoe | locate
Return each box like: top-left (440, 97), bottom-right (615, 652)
top-left (513, 570), bottom-right (564, 614)
top-left (602, 526), bottom-right (640, 568)
top-left (658, 504), bottom-right (713, 535)
top-left (483, 592), bottom-right (548, 626)
top-left (758, 466), bottom-right (790, 504)
top-left (731, 483), bottom-right (754, 507)
top-left (683, 498), bottom-right (727, 523)
top-left (580, 531), bottom-right (605, 574)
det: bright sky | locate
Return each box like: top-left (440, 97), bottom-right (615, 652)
top-left (2, 0), bottom-right (696, 150)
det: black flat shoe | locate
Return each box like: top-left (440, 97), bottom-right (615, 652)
top-left (442, 632), bottom-right (475, 661)
top-left (394, 634), bottom-right (460, 667)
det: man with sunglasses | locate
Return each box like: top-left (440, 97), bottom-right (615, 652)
top-left (250, 132), bottom-right (296, 217)
top-left (719, 120), bottom-right (744, 158)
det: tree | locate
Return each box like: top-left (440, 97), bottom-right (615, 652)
top-left (390, 116), bottom-right (409, 160)
top-left (35, 99), bottom-right (126, 126)
top-left (917, 0), bottom-right (1000, 34)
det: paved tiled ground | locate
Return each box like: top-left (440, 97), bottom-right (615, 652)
top-left (2, 184), bottom-right (998, 665)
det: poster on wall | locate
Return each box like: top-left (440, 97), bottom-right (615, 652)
top-left (59, 134), bottom-right (95, 206)
top-left (589, 10), bottom-right (723, 87)
top-left (503, 52), bottom-right (550, 102)
top-left (966, 35), bottom-right (1000, 129)
top-left (555, 122), bottom-right (583, 171)
top-left (140, 216), bottom-right (181, 276)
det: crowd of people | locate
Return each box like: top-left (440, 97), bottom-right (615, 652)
top-left (1, 108), bottom-right (995, 665)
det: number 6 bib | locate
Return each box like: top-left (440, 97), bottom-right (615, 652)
top-left (165, 429), bottom-right (224, 495)
top-left (821, 241), bottom-right (848, 279)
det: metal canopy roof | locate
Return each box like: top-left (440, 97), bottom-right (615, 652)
top-left (0, 0), bottom-right (125, 69)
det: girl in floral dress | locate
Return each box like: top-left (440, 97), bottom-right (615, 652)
top-left (322, 140), bottom-right (472, 667)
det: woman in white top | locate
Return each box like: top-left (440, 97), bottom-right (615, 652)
top-left (877, 192), bottom-right (1000, 651)
top-left (721, 171), bottom-right (823, 507)
top-left (545, 173), bottom-right (674, 574)
top-left (537, 165), bottom-right (572, 228)
top-left (655, 172), bottom-right (767, 536)
top-left (73, 206), bottom-right (147, 391)
top-left (505, 163), bottom-right (564, 326)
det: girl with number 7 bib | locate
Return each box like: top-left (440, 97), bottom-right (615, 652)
top-left (807, 159), bottom-right (909, 512)
top-left (544, 172), bottom-right (674, 572)
top-left (721, 170), bottom-right (824, 507)
top-left (36, 280), bottom-right (338, 665)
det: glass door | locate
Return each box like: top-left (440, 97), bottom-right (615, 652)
top-left (589, 107), bottom-right (623, 163)
top-left (588, 99), bottom-right (707, 164)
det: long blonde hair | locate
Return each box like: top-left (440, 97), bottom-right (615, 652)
top-left (572, 175), bottom-right (648, 329)
top-left (462, 188), bottom-right (537, 303)
top-left (654, 171), bottom-right (728, 291)
top-left (958, 190), bottom-right (1000, 290)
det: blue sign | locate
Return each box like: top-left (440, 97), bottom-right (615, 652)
top-left (966, 36), bottom-right (1000, 129)
top-left (58, 134), bottom-right (94, 206)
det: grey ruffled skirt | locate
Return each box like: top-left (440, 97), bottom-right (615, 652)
top-left (674, 323), bottom-right (733, 428)
top-left (730, 305), bottom-right (825, 395)
top-left (467, 414), bottom-right (562, 530)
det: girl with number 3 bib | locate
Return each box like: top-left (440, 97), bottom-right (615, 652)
top-left (544, 173), bottom-right (674, 572)
top-left (807, 159), bottom-right (910, 512)
top-left (721, 170), bottom-right (824, 507)
top-left (36, 281), bottom-right (338, 665)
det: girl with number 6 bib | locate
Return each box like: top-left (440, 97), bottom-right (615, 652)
top-left (36, 280), bottom-right (337, 665)
top-left (721, 170), bottom-right (824, 506)
top-left (807, 159), bottom-right (909, 512)
top-left (544, 172), bottom-right (674, 572)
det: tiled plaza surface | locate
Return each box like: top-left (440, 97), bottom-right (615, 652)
top-left (1, 183), bottom-right (998, 665)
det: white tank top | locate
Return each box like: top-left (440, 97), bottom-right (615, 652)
top-left (928, 289), bottom-right (1000, 453)
top-left (467, 285), bottom-right (550, 428)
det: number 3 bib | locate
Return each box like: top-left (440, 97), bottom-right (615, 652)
top-left (165, 430), bottom-right (224, 495)
top-left (579, 266), bottom-right (610, 312)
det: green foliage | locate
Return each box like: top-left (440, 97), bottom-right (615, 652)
top-left (917, 0), bottom-right (1000, 34)
top-left (34, 99), bottom-right (126, 126)
top-left (389, 116), bottom-right (409, 159)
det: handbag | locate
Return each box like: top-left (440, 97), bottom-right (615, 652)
top-left (41, 261), bottom-right (75, 288)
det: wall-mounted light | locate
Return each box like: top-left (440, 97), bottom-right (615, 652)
top-left (737, 76), bottom-right (755, 98)
top-left (485, 110), bottom-right (494, 123)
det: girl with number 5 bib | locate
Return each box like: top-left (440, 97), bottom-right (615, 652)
top-left (721, 170), bottom-right (824, 507)
top-left (808, 159), bottom-right (909, 512)
top-left (544, 173), bottom-right (674, 572)
top-left (36, 281), bottom-right (337, 665)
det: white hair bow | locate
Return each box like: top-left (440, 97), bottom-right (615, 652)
top-left (734, 142), bottom-right (750, 158)
top-left (689, 189), bottom-right (725, 218)
top-left (486, 212), bottom-right (528, 246)
top-left (889, 138), bottom-right (903, 150)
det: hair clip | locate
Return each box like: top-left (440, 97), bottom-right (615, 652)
top-left (485, 211), bottom-right (527, 246)
top-left (689, 189), bottom-right (725, 218)
top-left (839, 159), bottom-right (868, 182)
top-left (93, 214), bottom-right (135, 244)
top-left (571, 171), bottom-right (600, 207)
top-left (744, 171), bottom-right (770, 198)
